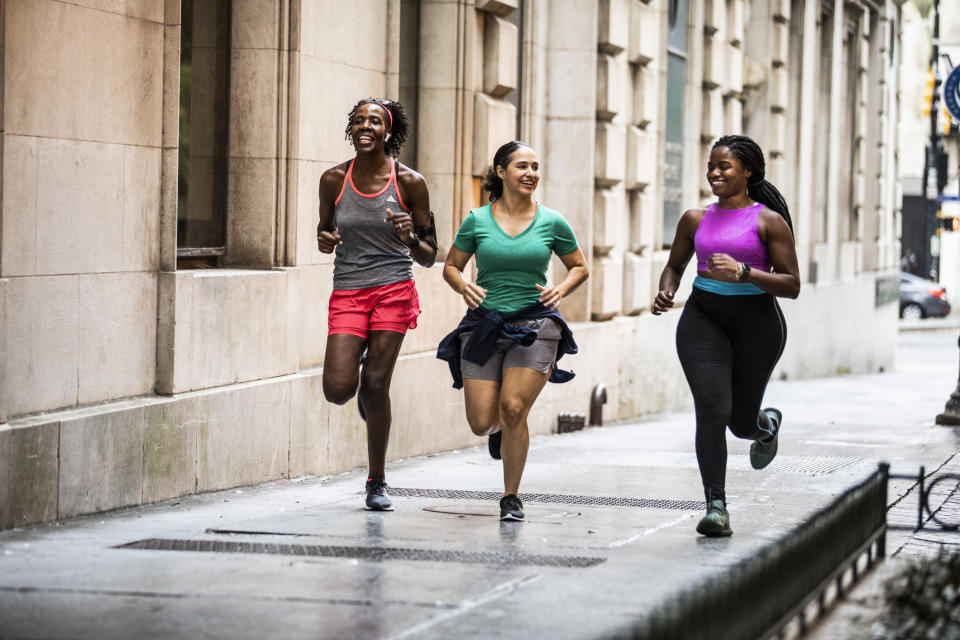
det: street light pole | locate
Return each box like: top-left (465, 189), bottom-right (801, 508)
top-left (926, 0), bottom-right (943, 280)
top-left (933, 0), bottom-right (960, 426)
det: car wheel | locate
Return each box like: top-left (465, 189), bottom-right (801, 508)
top-left (901, 303), bottom-right (924, 321)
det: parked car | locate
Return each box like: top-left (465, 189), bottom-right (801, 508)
top-left (900, 272), bottom-right (951, 319)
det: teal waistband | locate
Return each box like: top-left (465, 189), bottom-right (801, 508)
top-left (693, 275), bottom-right (765, 296)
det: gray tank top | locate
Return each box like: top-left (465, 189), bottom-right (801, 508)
top-left (332, 159), bottom-right (414, 290)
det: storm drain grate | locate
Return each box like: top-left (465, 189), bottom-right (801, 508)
top-left (388, 488), bottom-right (704, 510)
top-left (117, 538), bottom-right (606, 568)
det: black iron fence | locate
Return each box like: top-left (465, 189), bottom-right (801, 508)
top-left (624, 463), bottom-right (890, 640)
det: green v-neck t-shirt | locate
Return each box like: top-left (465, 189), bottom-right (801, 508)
top-left (453, 202), bottom-right (579, 313)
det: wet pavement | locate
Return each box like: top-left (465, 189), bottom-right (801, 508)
top-left (1, 331), bottom-right (959, 640)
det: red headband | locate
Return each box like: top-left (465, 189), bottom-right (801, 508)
top-left (361, 99), bottom-right (393, 128)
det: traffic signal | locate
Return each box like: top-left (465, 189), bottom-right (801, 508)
top-left (923, 69), bottom-right (936, 117)
top-left (938, 215), bottom-right (960, 232)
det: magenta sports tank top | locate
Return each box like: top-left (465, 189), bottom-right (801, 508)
top-left (694, 202), bottom-right (772, 273)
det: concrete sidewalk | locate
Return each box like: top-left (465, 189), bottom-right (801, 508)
top-left (1, 330), bottom-right (958, 640)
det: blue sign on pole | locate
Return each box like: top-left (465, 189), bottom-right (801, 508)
top-left (945, 66), bottom-right (960, 120)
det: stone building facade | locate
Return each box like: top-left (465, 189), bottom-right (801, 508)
top-left (0, 0), bottom-right (904, 529)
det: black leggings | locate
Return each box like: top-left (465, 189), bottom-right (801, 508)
top-left (676, 287), bottom-right (786, 503)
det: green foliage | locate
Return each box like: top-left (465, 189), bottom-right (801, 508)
top-left (871, 549), bottom-right (960, 639)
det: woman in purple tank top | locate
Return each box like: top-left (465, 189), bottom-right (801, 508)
top-left (317, 98), bottom-right (438, 511)
top-left (652, 135), bottom-right (800, 537)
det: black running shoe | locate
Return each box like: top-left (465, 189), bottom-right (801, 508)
top-left (365, 477), bottom-right (393, 511)
top-left (499, 494), bottom-right (524, 521)
top-left (488, 430), bottom-right (502, 460)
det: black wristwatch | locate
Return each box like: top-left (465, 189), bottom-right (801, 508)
top-left (405, 232), bottom-right (420, 248)
top-left (738, 262), bottom-right (751, 281)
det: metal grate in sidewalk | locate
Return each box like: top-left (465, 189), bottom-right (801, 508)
top-left (116, 538), bottom-right (606, 568)
top-left (386, 488), bottom-right (704, 510)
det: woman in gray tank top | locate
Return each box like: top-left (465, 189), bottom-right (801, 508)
top-left (317, 98), bottom-right (437, 511)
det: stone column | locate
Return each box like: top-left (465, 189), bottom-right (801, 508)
top-left (795, 0), bottom-right (820, 284)
top-left (825, 0), bottom-right (846, 283)
top-left (542, 0), bottom-right (598, 322)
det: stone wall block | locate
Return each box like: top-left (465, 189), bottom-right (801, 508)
top-left (594, 189), bottom-right (625, 255)
top-left (325, 395), bottom-right (368, 474)
top-left (546, 50), bottom-right (597, 119)
top-left (625, 126), bottom-right (655, 191)
top-left (704, 0), bottom-right (725, 34)
top-left (472, 94), bottom-right (517, 176)
top-left (548, 0), bottom-right (600, 52)
top-left (4, 1), bottom-right (85, 138)
top-left (590, 254), bottom-right (623, 321)
top-left (402, 263), bottom-right (464, 355)
top-left (386, 353), bottom-right (475, 458)
top-left (289, 372), bottom-right (329, 478)
top-left (36, 139), bottom-right (124, 275)
top-left (7, 276), bottom-right (79, 417)
top-left (2, 135), bottom-right (38, 277)
top-left (232, 0), bottom-right (280, 49)
top-left (855, 174), bottom-right (866, 210)
top-left (188, 270), bottom-right (292, 391)
top-left (702, 36), bottom-right (724, 89)
top-left (229, 48), bottom-right (280, 159)
top-left (772, 22), bottom-right (789, 65)
top-left (598, 0), bottom-right (629, 55)
top-left (294, 159), bottom-right (324, 266)
top-left (483, 15), bottom-right (518, 98)
top-left (0, 280), bottom-right (6, 424)
top-left (297, 264), bottom-right (335, 369)
top-left (81, 9), bottom-right (163, 147)
top-left (59, 407), bottom-right (146, 518)
top-left (476, 0), bottom-right (519, 16)
top-left (628, 1), bottom-right (658, 64)
top-left (196, 380), bottom-right (290, 492)
top-left (773, 0), bottom-right (790, 21)
top-left (596, 54), bottom-right (626, 121)
top-left (142, 397), bottom-right (199, 503)
top-left (226, 157), bottom-right (278, 267)
top-left (419, 1), bottom-right (460, 89)
top-left (78, 273), bottom-right (158, 404)
top-left (622, 251), bottom-right (653, 315)
top-left (126, 0), bottom-right (165, 22)
top-left (162, 25), bottom-right (181, 150)
top-left (594, 122), bottom-right (625, 187)
top-left (123, 146), bottom-right (162, 272)
top-left (2, 421), bottom-right (60, 527)
top-left (726, 44), bottom-right (743, 94)
top-left (770, 111), bottom-right (787, 155)
top-left (770, 66), bottom-right (788, 111)
top-left (727, 0), bottom-right (745, 46)
top-left (627, 191), bottom-right (653, 254)
top-left (724, 96), bottom-right (743, 133)
top-left (632, 64), bottom-right (658, 128)
top-left (701, 89), bottom-right (724, 141)
top-left (768, 155), bottom-right (786, 186)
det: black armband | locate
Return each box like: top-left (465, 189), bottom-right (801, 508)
top-left (414, 211), bottom-right (438, 251)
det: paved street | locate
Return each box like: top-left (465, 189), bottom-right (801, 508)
top-left (1, 329), bottom-right (958, 640)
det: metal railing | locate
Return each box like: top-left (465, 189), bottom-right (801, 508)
top-left (624, 463), bottom-right (889, 640)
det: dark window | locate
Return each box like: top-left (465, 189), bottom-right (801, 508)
top-left (663, 0), bottom-right (687, 247)
top-left (177, 0), bottom-right (231, 266)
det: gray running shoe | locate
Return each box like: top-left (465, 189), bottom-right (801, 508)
top-left (750, 407), bottom-right (782, 470)
top-left (365, 477), bottom-right (393, 511)
top-left (499, 494), bottom-right (524, 521)
top-left (696, 499), bottom-right (732, 537)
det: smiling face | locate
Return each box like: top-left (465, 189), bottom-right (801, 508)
top-left (350, 102), bottom-right (391, 153)
top-left (707, 145), bottom-right (751, 199)
top-left (496, 146), bottom-right (540, 198)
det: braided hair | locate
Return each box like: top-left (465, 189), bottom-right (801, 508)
top-left (481, 140), bottom-right (532, 202)
top-left (344, 98), bottom-right (409, 158)
top-left (712, 135), bottom-right (793, 234)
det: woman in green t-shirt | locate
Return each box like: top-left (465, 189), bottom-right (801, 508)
top-left (440, 140), bottom-right (589, 522)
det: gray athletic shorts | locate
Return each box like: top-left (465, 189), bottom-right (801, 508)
top-left (460, 318), bottom-right (561, 383)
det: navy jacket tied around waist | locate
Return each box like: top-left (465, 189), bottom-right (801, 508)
top-left (436, 303), bottom-right (578, 389)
